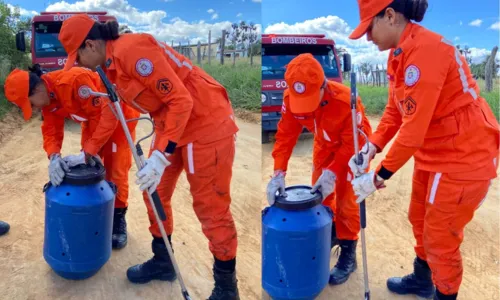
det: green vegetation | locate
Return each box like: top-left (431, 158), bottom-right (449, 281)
top-left (197, 56), bottom-right (261, 111)
top-left (345, 78), bottom-right (500, 121)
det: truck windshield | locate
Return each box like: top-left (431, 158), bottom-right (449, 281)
top-left (262, 44), bottom-right (339, 80)
top-left (34, 22), bottom-right (67, 58)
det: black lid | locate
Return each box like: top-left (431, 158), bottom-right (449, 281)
top-left (274, 185), bottom-right (323, 211)
top-left (62, 162), bottom-right (106, 185)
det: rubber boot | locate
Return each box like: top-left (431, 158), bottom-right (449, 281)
top-left (127, 236), bottom-right (177, 284)
top-left (208, 258), bottom-right (240, 300)
top-left (329, 240), bottom-right (357, 285)
top-left (434, 289), bottom-right (458, 300)
top-left (387, 257), bottom-right (435, 299)
top-left (112, 208), bottom-right (127, 249)
top-left (0, 221), bottom-right (10, 236)
top-left (330, 221), bottom-right (339, 249)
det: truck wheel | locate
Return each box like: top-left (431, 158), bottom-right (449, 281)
top-left (262, 131), bottom-right (270, 144)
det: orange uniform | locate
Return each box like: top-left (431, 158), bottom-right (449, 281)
top-left (273, 80), bottom-right (373, 240)
top-left (98, 33), bottom-right (239, 261)
top-left (369, 23), bottom-right (499, 295)
top-left (40, 68), bottom-right (139, 208)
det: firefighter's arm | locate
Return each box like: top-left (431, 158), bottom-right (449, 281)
top-left (369, 82), bottom-right (403, 152)
top-left (118, 38), bottom-right (193, 154)
top-left (272, 95), bottom-right (303, 172)
top-left (376, 43), bottom-right (450, 180)
top-left (326, 104), bottom-right (356, 176)
top-left (73, 74), bottom-right (119, 156)
top-left (41, 108), bottom-right (66, 158)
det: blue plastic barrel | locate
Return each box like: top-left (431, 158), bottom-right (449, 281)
top-left (262, 185), bottom-right (333, 300)
top-left (43, 162), bottom-right (116, 280)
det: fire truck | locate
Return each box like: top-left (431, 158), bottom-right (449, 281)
top-left (261, 33), bottom-right (352, 143)
top-left (15, 11), bottom-right (117, 71)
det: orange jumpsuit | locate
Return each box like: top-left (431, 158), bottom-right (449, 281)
top-left (41, 68), bottom-right (139, 208)
top-left (370, 23), bottom-right (500, 295)
top-left (101, 33), bottom-right (239, 261)
top-left (272, 81), bottom-right (373, 241)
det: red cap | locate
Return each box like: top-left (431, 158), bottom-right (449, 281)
top-left (4, 69), bottom-right (32, 121)
top-left (284, 53), bottom-right (325, 114)
top-left (59, 14), bottom-right (96, 71)
top-left (349, 0), bottom-right (394, 40)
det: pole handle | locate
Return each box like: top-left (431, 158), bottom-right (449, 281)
top-left (96, 66), bottom-right (119, 103)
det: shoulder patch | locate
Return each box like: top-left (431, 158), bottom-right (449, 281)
top-left (405, 65), bottom-right (420, 87)
top-left (136, 58), bottom-right (154, 77)
top-left (293, 82), bottom-right (306, 94)
top-left (78, 85), bottom-right (91, 99)
top-left (156, 78), bottom-right (173, 94)
top-left (403, 97), bottom-right (417, 115)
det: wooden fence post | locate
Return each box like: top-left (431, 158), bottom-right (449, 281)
top-left (220, 30), bottom-right (226, 65)
top-left (197, 41), bottom-right (201, 65)
top-left (208, 30), bottom-right (212, 65)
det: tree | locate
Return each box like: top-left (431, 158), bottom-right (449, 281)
top-left (485, 46), bottom-right (498, 92)
top-left (225, 22), bottom-right (242, 66)
top-left (360, 62), bottom-right (371, 84)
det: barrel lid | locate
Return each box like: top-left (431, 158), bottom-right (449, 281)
top-left (62, 162), bottom-right (106, 185)
top-left (274, 185), bottom-right (323, 211)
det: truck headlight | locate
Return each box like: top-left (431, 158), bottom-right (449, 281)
top-left (261, 93), bottom-right (267, 103)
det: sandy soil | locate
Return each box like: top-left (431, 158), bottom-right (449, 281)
top-left (0, 114), bottom-right (261, 300)
top-left (261, 117), bottom-right (500, 300)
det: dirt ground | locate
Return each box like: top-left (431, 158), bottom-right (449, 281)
top-left (0, 110), bottom-right (261, 300)
top-left (261, 117), bottom-right (500, 300)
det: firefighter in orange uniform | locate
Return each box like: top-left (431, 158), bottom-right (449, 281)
top-left (348, 1), bottom-right (500, 299)
top-left (266, 53), bottom-right (373, 285)
top-left (58, 15), bottom-right (240, 299)
top-left (3, 64), bottom-right (139, 250)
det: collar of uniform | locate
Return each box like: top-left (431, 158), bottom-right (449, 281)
top-left (394, 22), bottom-right (417, 57)
top-left (104, 40), bottom-right (116, 71)
top-left (41, 74), bottom-right (57, 101)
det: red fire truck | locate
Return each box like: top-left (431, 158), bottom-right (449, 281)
top-left (261, 33), bottom-right (351, 143)
top-left (16, 11), bottom-right (117, 71)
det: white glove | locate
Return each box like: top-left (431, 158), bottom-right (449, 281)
top-left (311, 169), bottom-right (336, 199)
top-left (351, 170), bottom-right (386, 203)
top-left (348, 141), bottom-right (377, 177)
top-left (266, 170), bottom-right (286, 206)
top-left (62, 151), bottom-right (87, 167)
top-left (48, 154), bottom-right (70, 186)
top-left (136, 150), bottom-right (171, 192)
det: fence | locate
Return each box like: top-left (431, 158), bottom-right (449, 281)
top-left (344, 65), bottom-right (388, 87)
top-left (169, 30), bottom-right (258, 66)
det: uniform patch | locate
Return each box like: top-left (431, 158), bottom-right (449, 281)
top-left (156, 78), bottom-right (173, 94)
top-left (405, 65), bottom-right (420, 86)
top-left (403, 97), bottom-right (417, 115)
top-left (293, 82), bottom-right (306, 94)
top-left (136, 58), bottom-right (154, 77)
top-left (78, 85), bottom-right (91, 99)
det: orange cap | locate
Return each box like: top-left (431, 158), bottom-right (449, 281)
top-left (349, 0), bottom-right (394, 40)
top-left (59, 14), bottom-right (96, 71)
top-left (4, 69), bottom-right (32, 121)
top-left (284, 53), bottom-right (325, 114)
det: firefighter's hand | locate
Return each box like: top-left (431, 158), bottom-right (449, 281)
top-left (266, 170), bottom-right (286, 206)
top-left (135, 150), bottom-right (171, 193)
top-left (311, 169), bottom-right (336, 199)
top-left (348, 142), bottom-right (377, 177)
top-left (48, 153), bottom-right (70, 186)
top-left (351, 170), bottom-right (386, 203)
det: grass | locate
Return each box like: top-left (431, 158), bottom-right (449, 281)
top-left (197, 56), bottom-right (261, 112)
top-left (345, 78), bottom-right (500, 121)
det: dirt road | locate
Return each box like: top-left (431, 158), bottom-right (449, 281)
top-left (261, 117), bottom-right (500, 300)
top-left (0, 111), bottom-right (261, 300)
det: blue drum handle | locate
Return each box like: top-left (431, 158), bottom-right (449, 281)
top-left (106, 181), bottom-right (118, 195)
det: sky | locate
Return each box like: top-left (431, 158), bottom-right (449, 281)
top-left (263, 0), bottom-right (500, 65)
top-left (5, 0), bottom-right (262, 44)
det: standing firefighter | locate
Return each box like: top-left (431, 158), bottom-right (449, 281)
top-left (3, 65), bottom-right (139, 249)
top-left (58, 15), bottom-right (240, 299)
top-left (266, 53), bottom-right (373, 285)
top-left (348, 0), bottom-right (500, 299)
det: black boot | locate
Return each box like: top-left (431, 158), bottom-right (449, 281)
top-left (208, 258), bottom-right (240, 300)
top-left (127, 236), bottom-right (177, 284)
top-left (0, 221), bottom-right (10, 236)
top-left (387, 257), bottom-right (435, 298)
top-left (330, 222), bottom-right (338, 249)
top-left (112, 208), bottom-right (127, 249)
top-left (329, 240), bottom-right (357, 285)
top-left (434, 289), bottom-right (458, 300)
